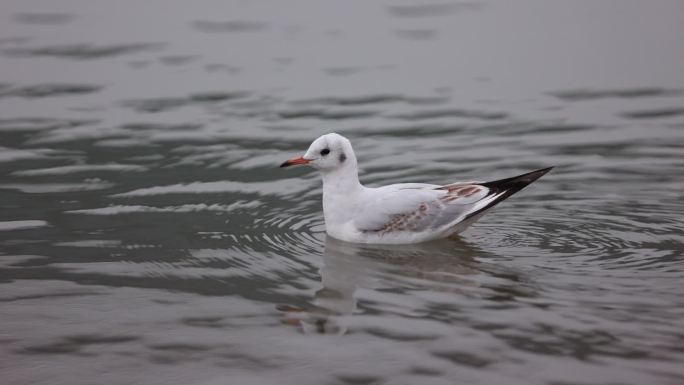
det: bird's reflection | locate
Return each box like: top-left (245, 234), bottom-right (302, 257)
top-left (280, 236), bottom-right (531, 335)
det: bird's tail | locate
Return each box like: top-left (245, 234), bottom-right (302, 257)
top-left (465, 166), bottom-right (553, 220)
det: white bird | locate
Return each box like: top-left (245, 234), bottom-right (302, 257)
top-left (281, 133), bottom-right (551, 244)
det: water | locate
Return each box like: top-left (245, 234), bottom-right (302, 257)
top-left (1, 1), bottom-right (683, 384)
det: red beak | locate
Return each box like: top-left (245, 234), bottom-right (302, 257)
top-left (280, 155), bottom-right (310, 168)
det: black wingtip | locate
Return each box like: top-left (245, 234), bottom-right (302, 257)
top-left (465, 166), bottom-right (554, 220)
top-left (479, 166), bottom-right (554, 190)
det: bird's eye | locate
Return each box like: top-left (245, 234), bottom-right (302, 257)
top-left (320, 148), bottom-right (330, 156)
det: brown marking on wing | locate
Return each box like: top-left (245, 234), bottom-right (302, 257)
top-left (439, 184), bottom-right (483, 203)
top-left (370, 202), bottom-right (435, 234)
top-left (365, 185), bottom-right (484, 235)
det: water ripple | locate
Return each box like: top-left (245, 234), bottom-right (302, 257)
top-left (0, 84), bottom-right (102, 98)
top-left (550, 87), bottom-right (684, 101)
top-left (620, 107), bottom-right (684, 119)
top-left (387, 3), bottom-right (484, 18)
top-left (192, 20), bottom-right (269, 33)
top-left (2, 43), bottom-right (163, 59)
top-left (13, 13), bottom-right (75, 25)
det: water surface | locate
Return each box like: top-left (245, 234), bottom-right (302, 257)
top-left (1, 1), bottom-right (683, 384)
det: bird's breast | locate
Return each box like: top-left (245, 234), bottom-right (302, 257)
top-left (322, 190), bottom-right (360, 230)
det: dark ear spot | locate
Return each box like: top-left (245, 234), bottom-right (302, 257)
top-left (339, 152), bottom-right (346, 163)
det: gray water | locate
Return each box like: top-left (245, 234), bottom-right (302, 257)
top-left (1, 1), bottom-right (683, 384)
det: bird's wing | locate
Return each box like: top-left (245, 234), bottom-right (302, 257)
top-left (354, 182), bottom-right (495, 234)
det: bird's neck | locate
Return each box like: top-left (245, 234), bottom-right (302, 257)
top-left (321, 165), bottom-right (362, 231)
top-left (321, 164), bottom-right (362, 196)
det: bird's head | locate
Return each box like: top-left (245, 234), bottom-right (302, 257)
top-left (280, 133), bottom-right (356, 172)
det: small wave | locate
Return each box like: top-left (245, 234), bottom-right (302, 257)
top-left (111, 179), bottom-right (310, 198)
top-left (122, 92), bottom-right (249, 113)
top-left (53, 240), bottom-right (122, 248)
top-left (293, 94), bottom-right (449, 106)
top-left (13, 13), bottom-right (75, 25)
top-left (192, 20), bottom-right (268, 34)
top-left (387, 3), bottom-right (483, 18)
top-left (0, 220), bottom-right (48, 231)
top-left (346, 123), bottom-right (465, 138)
top-left (0, 255), bottom-right (47, 267)
top-left (0, 146), bottom-right (49, 162)
top-left (277, 108), bottom-right (379, 120)
top-left (158, 55), bottom-right (198, 66)
top-left (322, 67), bottom-right (365, 77)
top-left (120, 97), bottom-right (187, 113)
top-left (392, 108), bottom-right (509, 121)
top-left (550, 87), bottom-right (684, 101)
top-left (0, 84), bottom-right (102, 98)
top-left (2, 43), bottom-right (163, 59)
top-left (619, 107), bottom-right (684, 119)
top-left (66, 201), bottom-right (260, 215)
top-left (13, 164), bottom-right (147, 176)
top-left (0, 180), bottom-right (113, 193)
top-left (469, 199), bottom-right (684, 273)
top-left (394, 29), bottom-right (438, 40)
top-left (0, 118), bottom-right (95, 132)
top-left (0, 36), bottom-right (31, 46)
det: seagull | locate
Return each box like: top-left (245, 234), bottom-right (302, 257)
top-left (281, 133), bottom-right (552, 244)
